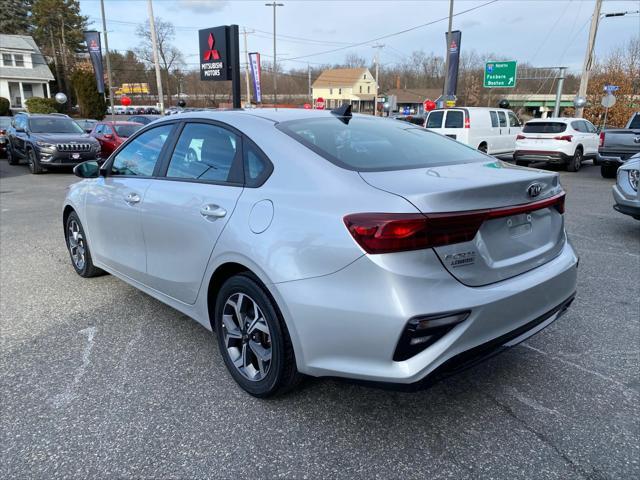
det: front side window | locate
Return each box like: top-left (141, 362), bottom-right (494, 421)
top-left (103, 125), bottom-right (114, 135)
top-left (111, 124), bottom-right (172, 176)
top-left (490, 111), bottom-right (499, 127)
top-left (584, 121), bottom-right (597, 133)
top-left (94, 124), bottom-right (104, 134)
top-left (426, 111), bottom-right (444, 129)
top-left (497, 111), bottom-right (507, 127)
top-left (166, 123), bottom-right (239, 183)
top-left (278, 116), bottom-right (486, 172)
top-left (444, 110), bottom-right (464, 128)
top-left (508, 112), bottom-right (521, 127)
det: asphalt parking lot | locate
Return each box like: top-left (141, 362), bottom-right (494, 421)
top-left (1, 158), bottom-right (638, 479)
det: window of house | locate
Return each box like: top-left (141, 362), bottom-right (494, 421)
top-left (367, 86), bottom-right (370, 93)
top-left (22, 84), bottom-right (33, 99)
top-left (330, 88), bottom-right (333, 95)
top-left (2, 54), bottom-right (12, 67)
top-left (14, 54), bottom-right (24, 67)
top-left (338, 88), bottom-right (342, 95)
top-left (364, 74), bottom-right (367, 79)
top-left (359, 86), bottom-right (362, 93)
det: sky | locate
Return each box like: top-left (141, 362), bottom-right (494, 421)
top-left (79, 0), bottom-right (640, 73)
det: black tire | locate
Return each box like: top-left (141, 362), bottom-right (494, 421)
top-left (601, 164), bottom-right (618, 178)
top-left (478, 143), bottom-right (487, 153)
top-left (214, 273), bottom-right (301, 397)
top-left (567, 147), bottom-right (582, 172)
top-left (6, 144), bottom-right (19, 165)
top-left (27, 148), bottom-right (43, 174)
top-left (64, 212), bottom-right (105, 278)
top-left (592, 157), bottom-right (600, 166)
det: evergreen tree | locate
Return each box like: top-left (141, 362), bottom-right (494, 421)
top-left (71, 67), bottom-right (106, 120)
top-left (0, 0), bottom-right (32, 35)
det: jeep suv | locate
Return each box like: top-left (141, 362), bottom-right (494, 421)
top-left (6, 113), bottom-right (101, 174)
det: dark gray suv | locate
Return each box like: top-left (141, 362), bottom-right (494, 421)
top-left (7, 113), bottom-right (101, 174)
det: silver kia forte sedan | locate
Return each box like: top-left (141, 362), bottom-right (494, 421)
top-left (63, 108), bottom-right (578, 397)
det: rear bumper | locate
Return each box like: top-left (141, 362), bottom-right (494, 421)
top-left (275, 240), bottom-right (578, 384)
top-left (514, 150), bottom-right (571, 163)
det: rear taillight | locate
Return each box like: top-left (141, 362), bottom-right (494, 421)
top-left (516, 134), bottom-right (526, 140)
top-left (464, 116), bottom-right (470, 128)
top-left (553, 135), bottom-right (573, 141)
top-left (344, 193), bottom-right (565, 254)
top-left (599, 131), bottom-right (605, 147)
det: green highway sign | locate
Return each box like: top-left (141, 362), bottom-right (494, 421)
top-left (484, 61), bottom-right (517, 88)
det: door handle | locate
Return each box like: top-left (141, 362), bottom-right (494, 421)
top-left (124, 193), bottom-right (141, 205)
top-left (200, 204), bottom-right (226, 219)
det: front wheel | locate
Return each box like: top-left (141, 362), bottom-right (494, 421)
top-left (567, 148), bottom-right (582, 172)
top-left (214, 274), bottom-right (301, 397)
top-left (65, 212), bottom-right (104, 277)
top-left (27, 149), bottom-right (43, 174)
top-left (6, 144), bottom-right (19, 165)
top-left (601, 164), bottom-right (618, 178)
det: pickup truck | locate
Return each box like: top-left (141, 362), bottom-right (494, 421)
top-left (599, 112), bottom-right (640, 178)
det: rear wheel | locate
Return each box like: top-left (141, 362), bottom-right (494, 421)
top-left (65, 212), bottom-right (104, 277)
top-left (567, 148), bottom-right (582, 172)
top-left (214, 274), bottom-right (301, 397)
top-left (27, 148), bottom-right (43, 174)
top-left (478, 143), bottom-right (487, 154)
top-left (601, 164), bottom-right (618, 178)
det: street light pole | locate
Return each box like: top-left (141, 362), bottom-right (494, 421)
top-left (553, 67), bottom-right (566, 118)
top-left (575, 0), bottom-right (602, 118)
top-left (265, 2), bottom-right (284, 107)
top-left (372, 44), bottom-right (384, 116)
top-left (147, 0), bottom-right (165, 113)
top-left (442, 0), bottom-right (454, 100)
top-left (99, 0), bottom-right (115, 118)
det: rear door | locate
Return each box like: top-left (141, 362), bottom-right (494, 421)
top-left (140, 121), bottom-right (246, 304)
top-left (441, 109), bottom-right (466, 144)
top-left (582, 120), bottom-right (599, 155)
top-left (425, 110), bottom-right (445, 133)
top-left (488, 110), bottom-right (501, 154)
top-left (84, 123), bottom-right (176, 281)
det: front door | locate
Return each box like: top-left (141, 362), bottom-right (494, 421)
top-left (84, 123), bottom-right (175, 281)
top-left (141, 122), bottom-right (245, 304)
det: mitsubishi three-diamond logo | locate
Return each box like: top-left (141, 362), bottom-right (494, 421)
top-left (203, 33), bottom-right (220, 61)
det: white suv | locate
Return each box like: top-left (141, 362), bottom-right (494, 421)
top-left (514, 118), bottom-right (599, 172)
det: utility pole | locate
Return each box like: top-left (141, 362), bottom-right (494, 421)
top-left (99, 0), bottom-right (115, 118)
top-left (372, 44), bottom-right (384, 116)
top-left (307, 63), bottom-right (312, 104)
top-left (553, 67), bottom-right (566, 118)
top-left (442, 0), bottom-right (454, 100)
top-left (242, 28), bottom-right (253, 106)
top-left (575, 0), bottom-right (602, 118)
top-left (265, 2), bottom-right (284, 107)
top-left (147, 0), bottom-right (164, 113)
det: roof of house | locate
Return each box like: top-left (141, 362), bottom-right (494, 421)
top-left (385, 88), bottom-right (442, 104)
top-left (0, 34), bottom-right (55, 81)
top-left (312, 68), bottom-right (373, 88)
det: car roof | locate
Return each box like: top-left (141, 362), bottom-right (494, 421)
top-left (102, 120), bottom-right (142, 125)
top-left (160, 108), bottom-right (358, 124)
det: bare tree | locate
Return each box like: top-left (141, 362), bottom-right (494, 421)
top-left (344, 53), bottom-right (367, 68)
top-left (135, 18), bottom-right (184, 106)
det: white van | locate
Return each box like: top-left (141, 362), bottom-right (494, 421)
top-left (424, 107), bottom-right (523, 156)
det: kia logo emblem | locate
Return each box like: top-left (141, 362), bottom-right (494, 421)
top-left (527, 183), bottom-right (543, 197)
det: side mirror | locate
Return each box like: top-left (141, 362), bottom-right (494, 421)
top-left (104, 133), bottom-right (113, 139)
top-left (73, 160), bottom-right (100, 178)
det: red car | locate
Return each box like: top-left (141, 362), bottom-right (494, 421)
top-left (90, 121), bottom-right (143, 157)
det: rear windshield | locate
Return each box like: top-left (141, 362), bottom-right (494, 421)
top-left (628, 113), bottom-right (640, 129)
top-left (445, 111), bottom-right (464, 128)
top-left (29, 117), bottom-right (84, 134)
top-left (277, 116), bottom-right (486, 172)
top-left (426, 111), bottom-right (444, 129)
top-left (523, 122), bottom-right (567, 134)
top-left (115, 124), bottom-right (143, 137)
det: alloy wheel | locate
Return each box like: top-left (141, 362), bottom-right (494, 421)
top-left (67, 219), bottom-right (86, 270)
top-left (222, 292), bottom-right (272, 381)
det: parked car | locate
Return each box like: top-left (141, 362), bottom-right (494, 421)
top-left (6, 113), bottom-right (100, 174)
top-left (64, 109), bottom-right (577, 397)
top-left (425, 107), bottom-right (522, 155)
top-left (598, 112), bottom-right (640, 178)
top-left (514, 118), bottom-right (599, 172)
top-left (124, 106), bottom-right (136, 116)
top-left (612, 154), bottom-right (639, 220)
top-left (0, 116), bottom-right (12, 157)
top-left (145, 107), bottom-right (160, 114)
top-left (89, 121), bottom-right (143, 157)
top-left (128, 114), bottom-right (161, 125)
top-left (75, 118), bottom-right (98, 133)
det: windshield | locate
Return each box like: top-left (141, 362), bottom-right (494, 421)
top-left (115, 124), bottom-right (143, 137)
top-left (523, 122), bottom-right (567, 134)
top-left (0, 117), bottom-right (11, 128)
top-left (29, 117), bottom-right (84, 134)
top-left (277, 116), bottom-right (486, 172)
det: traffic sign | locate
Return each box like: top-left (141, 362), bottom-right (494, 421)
top-left (315, 97), bottom-right (325, 110)
top-left (601, 94), bottom-right (616, 108)
top-left (484, 61), bottom-right (517, 88)
top-left (603, 84), bottom-right (619, 93)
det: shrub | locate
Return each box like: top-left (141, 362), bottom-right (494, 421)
top-left (0, 97), bottom-right (10, 116)
top-left (70, 69), bottom-right (106, 120)
top-left (25, 97), bottom-right (59, 114)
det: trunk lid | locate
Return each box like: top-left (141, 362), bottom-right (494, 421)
top-left (359, 160), bottom-right (566, 286)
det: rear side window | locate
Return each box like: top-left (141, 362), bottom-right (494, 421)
top-left (571, 121), bottom-right (585, 132)
top-left (426, 111), bottom-right (444, 128)
top-left (166, 123), bottom-right (240, 183)
top-left (629, 114), bottom-right (640, 129)
top-left (490, 111), bottom-right (499, 127)
top-left (243, 140), bottom-right (273, 187)
top-left (277, 116), bottom-right (487, 172)
top-left (523, 122), bottom-right (567, 134)
top-left (111, 124), bottom-right (173, 176)
top-left (444, 111), bottom-right (464, 128)
top-left (497, 111), bottom-right (507, 127)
